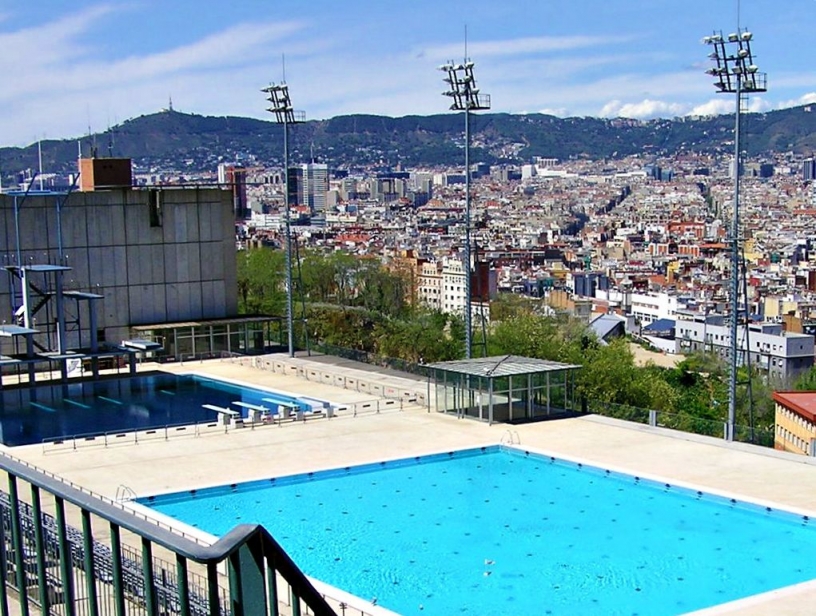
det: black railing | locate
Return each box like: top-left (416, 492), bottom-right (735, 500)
top-left (0, 453), bottom-right (337, 616)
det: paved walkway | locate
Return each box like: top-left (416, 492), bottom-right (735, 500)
top-left (6, 353), bottom-right (816, 615)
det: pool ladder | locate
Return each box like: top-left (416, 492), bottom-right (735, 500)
top-left (115, 484), bottom-right (137, 503)
top-left (501, 430), bottom-right (521, 446)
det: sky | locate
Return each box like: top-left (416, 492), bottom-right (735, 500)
top-left (0, 0), bottom-right (815, 147)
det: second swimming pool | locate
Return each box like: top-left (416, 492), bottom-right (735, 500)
top-left (0, 373), bottom-right (324, 446)
top-left (141, 447), bottom-right (816, 616)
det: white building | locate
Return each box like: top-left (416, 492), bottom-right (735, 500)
top-left (442, 258), bottom-right (467, 315)
top-left (417, 261), bottom-right (443, 311)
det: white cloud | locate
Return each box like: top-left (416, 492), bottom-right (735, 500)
top-left (422, 35), bottom-right (633, 61)
top-left (0, 5), bottom-right (114, 73)
top-left (538, 107), bottom-right (570, 117)
top-left (688, 99), bottom-right (733, 117)
top-left (777, 92), bottom-right (816, 109)
top-left (747, 98), bottom-right (771, 113)
top-left (0, 7), bottom-right (309, 144)
top-left (687, 96), bottom-right (770, 117)
top-left (599, 99), bottom-right (688, 119)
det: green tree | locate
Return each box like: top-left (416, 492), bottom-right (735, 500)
top-left (794, 366), bottom-right (816, 392)
top-left (236, 247), bottom-right (285, 314)
top-left (374, 310), bottom-right (463, 363)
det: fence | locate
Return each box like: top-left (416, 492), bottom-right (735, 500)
top-left (41, 392), bottom-right (414, 455)
top-left (0, 451), bottom-right (338, 616)
top-left (229, 355), bottom-right (428, 410)
top-left (588, 400), bottom-right (774, 447)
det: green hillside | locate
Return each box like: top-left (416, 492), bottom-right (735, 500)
top-left (2, 105), bottom-right (815, 178)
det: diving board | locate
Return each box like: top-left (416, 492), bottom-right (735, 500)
top-left (203, 404), bottom-right (241, 427)
top-left (202, 404), bottom-right (238, 417)
top-left (232, 401), bottom-right (268, 412)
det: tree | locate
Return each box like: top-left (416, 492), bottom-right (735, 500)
top-left (794, 366), bottom-right (816, 392)
top-left (236, 248), bottom-right (285, 314)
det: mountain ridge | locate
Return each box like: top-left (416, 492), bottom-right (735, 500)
top-left (2, 105), bottom-right (815, 177)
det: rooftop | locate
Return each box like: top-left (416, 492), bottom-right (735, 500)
top-left (427, 354), bottom-right (580, 378)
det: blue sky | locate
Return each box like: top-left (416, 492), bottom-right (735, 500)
top-left (0, 0), bottom-right (814, 147)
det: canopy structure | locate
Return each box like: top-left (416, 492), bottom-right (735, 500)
top-left (426, 355), bottom-right (581, 425)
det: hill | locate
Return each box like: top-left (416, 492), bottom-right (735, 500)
top-left (2, 105), bottom-right (816, 177)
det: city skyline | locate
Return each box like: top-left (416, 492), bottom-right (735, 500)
top-left (1, 0), bottom-right (814, 147)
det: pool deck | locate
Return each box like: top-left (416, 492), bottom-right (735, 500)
top-left (5, 353), bottom-right (816, 615)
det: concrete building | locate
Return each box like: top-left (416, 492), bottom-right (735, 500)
top-left (0, 184), bottom-right (238, 354)
top-left (676, 313), bottom-right (814, 383)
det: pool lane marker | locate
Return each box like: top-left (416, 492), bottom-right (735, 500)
top-left (64, 399), bottom-right (91, 409)
top-left (30, 402), bottom-right (56, 413)
top-left (97, 395), bottom-right (123, 405)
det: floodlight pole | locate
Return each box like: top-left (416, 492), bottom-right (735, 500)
top-left (440, 61), bottom-right (490, 359)
top-left (283, 110), bottom-right (294, 358)
top-left (703, 29), bottom-right (766, 441)
top-left (728, 73), bottom-right (742, 442)
top-left (464, 98), bottom-right (472, 359)
top-left (263, 82), bottom-right (304, 358)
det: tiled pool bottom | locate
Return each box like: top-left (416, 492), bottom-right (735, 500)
top-left (141, 447), bottom-right (816, 616)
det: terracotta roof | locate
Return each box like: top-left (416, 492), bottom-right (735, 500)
top-left (773, 391), bottom-right (816, 422)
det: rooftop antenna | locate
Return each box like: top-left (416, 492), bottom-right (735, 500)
top-left (37, 138), bottom-right (44, 191)
top-left (86, 104), bottom-right (97, 158)
top-left (168, 95), bottom-right (174, 112)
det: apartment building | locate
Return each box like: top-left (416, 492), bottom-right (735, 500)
top-left (676, 313), bottom-right (814, 383)
top-left (774, 391), bottom-right (816, 455)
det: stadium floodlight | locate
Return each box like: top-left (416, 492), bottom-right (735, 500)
top-left (263, 81), bottom-right (305, 358)
top-left (703, 29), bottom-right (767, 442)
top-left (440, 58), bottom-right (491, 359)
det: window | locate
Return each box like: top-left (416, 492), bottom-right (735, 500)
top-left (148, 189), bottom-right (163, 227)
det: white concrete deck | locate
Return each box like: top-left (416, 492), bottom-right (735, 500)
top-left (5, 354), bottom-right (816, 615)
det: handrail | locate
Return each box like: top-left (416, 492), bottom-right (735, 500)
top-left (0, 451), bottom-right (337, 614)
top-left (2, 451), bottom-right (211, 546)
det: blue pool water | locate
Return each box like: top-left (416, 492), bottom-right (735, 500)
top-left (0, 374), bottom-right (314, 446)
top-left (142, 447), bottom-right (816, 616)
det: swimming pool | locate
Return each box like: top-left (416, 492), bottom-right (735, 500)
top-left (142, 446), bottom-right (816, 616)
top-left (0, 373), bottom-right (321, 447)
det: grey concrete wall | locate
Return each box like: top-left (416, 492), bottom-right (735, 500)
top-left (0, 187), bottom-right (237, 352)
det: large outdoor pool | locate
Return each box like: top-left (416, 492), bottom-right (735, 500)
top-left (0, 373), bottom-right (320, 446)
top-left (141, 446), bottom-right (816, 616)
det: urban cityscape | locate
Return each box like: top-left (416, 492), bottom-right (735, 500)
top-left (3, 2), bottom-right (816, 615)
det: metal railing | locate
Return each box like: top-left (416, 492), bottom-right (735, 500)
top-left (40, 394), bottom-right (415, 454)
top-left (0, 452), bottom-right (337, 616)
top-left (588, 400), bottom-right (774, 447)
top-left (243, 356), bottom-right (427, 409)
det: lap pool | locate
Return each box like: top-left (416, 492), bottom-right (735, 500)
top-left (0, 373), bottom-right (322, 447)
top-left (140, 446), bottom-right (816, 616)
